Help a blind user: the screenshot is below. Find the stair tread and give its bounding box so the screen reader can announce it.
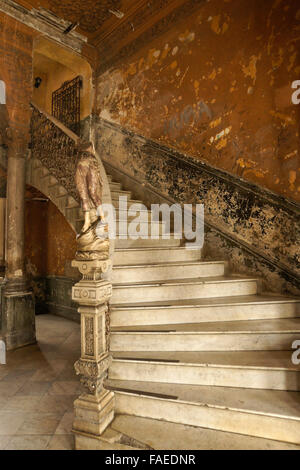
[113,260,224,269]
[113,275,258,288]
[110,414,300,450]
[105,379,300,420]
[111,294,300,310]
[111,350,300,370]
[114,246,199,252]
[111,318,300,333]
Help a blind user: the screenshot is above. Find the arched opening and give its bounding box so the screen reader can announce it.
[25,185,78,320]
[33,37,93,135]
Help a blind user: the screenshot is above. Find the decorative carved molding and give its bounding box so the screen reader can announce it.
[75,355,112,379]
[44,0,122,34]
[96,0,204,74]
[72,280,112,306]
[0,0,87,52]
[84,316,94,356]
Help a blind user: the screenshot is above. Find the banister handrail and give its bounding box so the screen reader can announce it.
[30,101,80,144]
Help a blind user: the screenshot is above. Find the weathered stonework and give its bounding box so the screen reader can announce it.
[71,258,114,449]
[96,117,300,295]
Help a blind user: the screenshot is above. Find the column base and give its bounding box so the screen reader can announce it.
[73,429,129,450]
[73,390,115,443]
[3,291,36,350]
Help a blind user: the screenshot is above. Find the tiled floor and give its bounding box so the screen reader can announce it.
[0,314,81,450]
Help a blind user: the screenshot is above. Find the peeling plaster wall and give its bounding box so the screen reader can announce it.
[25,194,76,278]
[96,0,300,203]
[0,12,36,154]
[33,38,93,119]
[25,191,77,316]
[96,118,300,295]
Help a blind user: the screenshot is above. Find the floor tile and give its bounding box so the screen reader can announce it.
[47,434,74,450]
[2,396,43,412]
[0,314,79,449]
[55,411,74,435]
[36,395,76,414]
[16,413,63,435]
[0,435,11,450]
[15,381,52,396]
[48,381,81,396]
[5,435,51,450]
[0,381,23,398]
[0,412,27,435]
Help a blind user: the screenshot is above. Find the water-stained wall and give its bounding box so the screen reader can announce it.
[96,0,300,203]
[0,12,36,156]
[25,187,77,317]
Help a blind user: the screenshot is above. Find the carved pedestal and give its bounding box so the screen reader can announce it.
[71,259,114,449]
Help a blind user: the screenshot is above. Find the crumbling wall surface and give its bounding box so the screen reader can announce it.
[96,119,300,295]
[96,0,300,203]
[25,190,77,317]
[0,13,36,152]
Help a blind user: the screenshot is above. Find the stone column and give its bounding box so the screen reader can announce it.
[3,126,35,350]
[71,259,115,450]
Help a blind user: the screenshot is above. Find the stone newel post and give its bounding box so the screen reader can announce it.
[71,259,115,449]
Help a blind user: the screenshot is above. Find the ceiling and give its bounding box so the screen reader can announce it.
[13,0,200,72]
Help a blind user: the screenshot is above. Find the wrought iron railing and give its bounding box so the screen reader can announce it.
[52,76,82,136]
[30,103,79,201]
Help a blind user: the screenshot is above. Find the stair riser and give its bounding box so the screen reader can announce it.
[115,238,181,249]
[110,332,298,351]
[111,280,258,304]
[112,263,225,284]
[112,200,143,210]
[111,191,132,199]
[112,248,201,266]
[111,302,300,327]
[50,186,67,198]
[109,183,122,191]
[116,211,155,223]
[114,393,300,445]
[110,361,300,391]
[113,222,167,237]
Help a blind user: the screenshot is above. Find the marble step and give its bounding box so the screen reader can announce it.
[112,246,201,266]
[56,195,78,213]
[114,220,167,237]
[112,198,144,210]
[48,184,67,198]
[110,295,300,327]
[115,237,182,249]
[109,350,300,391]
[74,219,168,237]
[110,318,300,351]
[109,182,122,191]
[105,379,300,444]
[111,414,300,450]
[77,209,152,226]
[112,261,226,284]
[111,276,259,305]
[111,189,132,200]
[115,210,156,222]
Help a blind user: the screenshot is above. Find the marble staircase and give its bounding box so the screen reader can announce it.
[27,156,300,448]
